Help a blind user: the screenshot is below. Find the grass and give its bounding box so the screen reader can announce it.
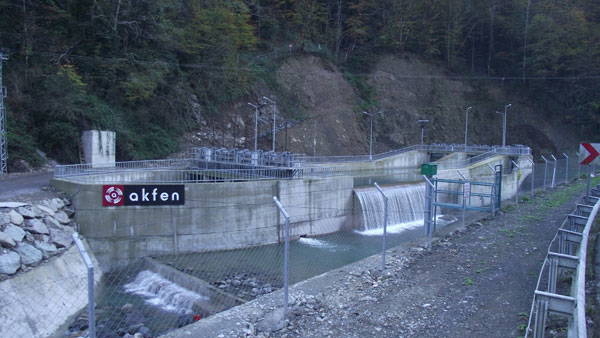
[463,277,474,286]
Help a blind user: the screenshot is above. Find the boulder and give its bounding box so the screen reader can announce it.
[34,241,58,258]
[24,219,50,235]
[4,224,26,242]
[0,213,10,226]
[43,216,63,230]
[54,211,70,225]
[50,227,74,248]
[30,206,44,218]
[8,210,23,225]
[0,251,20,274]
[42,199,58,213]
[16,207,36,219]
[35,204,55,216]
[0,202,28,208]
[15,243,43,265]
[52,198,66,210]
[63,207,75,218]
[0,232,16,248]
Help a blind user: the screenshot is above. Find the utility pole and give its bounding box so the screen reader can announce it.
[464,106,472,149]
[0,51,8,175]
[247,102,259,151]
[417,119,430,145]
[495,104,511,147]
[262,96,276,152]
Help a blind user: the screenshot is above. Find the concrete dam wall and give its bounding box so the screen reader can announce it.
[52,150,530,271]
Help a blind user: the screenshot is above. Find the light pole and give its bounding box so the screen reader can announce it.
[495,104,511,147]
[464,106,472,149]
[417,120,429,145]
[262,96,276,152]
[362,111,376,160]
[247,103,259,151]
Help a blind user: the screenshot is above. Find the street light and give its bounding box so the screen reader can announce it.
[464,106,472,149]
[262,96,277,152]
[495,103,511,147]
[362,111,377,160]
[417,120,429,145]
[247,103,259,151]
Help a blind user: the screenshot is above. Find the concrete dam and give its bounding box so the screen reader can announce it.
[52,144,532,270]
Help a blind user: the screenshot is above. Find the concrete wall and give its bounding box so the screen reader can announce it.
[82,130,116,167]
[53,176,354,270]
[52,152,530,271]
[0,242,102,338]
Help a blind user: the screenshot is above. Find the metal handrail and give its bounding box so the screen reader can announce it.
[525,188,600,337]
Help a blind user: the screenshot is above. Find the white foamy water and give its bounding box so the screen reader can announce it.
[298,237,346,251]
[355,183,427,231]
[124,270,207,314]
[355,215,455,236]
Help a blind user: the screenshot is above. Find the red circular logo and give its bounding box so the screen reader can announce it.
[103,185,124,206]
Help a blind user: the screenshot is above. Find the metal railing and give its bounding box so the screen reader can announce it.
[525,185,600,337]
[297,144,531,164]
[54,158,193,177]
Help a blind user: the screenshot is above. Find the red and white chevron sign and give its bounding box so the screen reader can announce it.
[579,143,600,165]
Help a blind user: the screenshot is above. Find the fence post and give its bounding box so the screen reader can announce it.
[423,176,435,240]
[527,159,535,198]
[511,160,520,205]
[541,156,548,190]
[563,153,569,183]
[494,165,503,211]
[374,183,388,270]
[551,154,557,188]
[72,233,96,338]
[273,197,290,321]
[586,166,592,198]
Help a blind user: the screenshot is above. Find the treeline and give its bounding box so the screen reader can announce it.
[0,0,598,166]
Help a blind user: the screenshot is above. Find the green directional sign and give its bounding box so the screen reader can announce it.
[421,163,438,176]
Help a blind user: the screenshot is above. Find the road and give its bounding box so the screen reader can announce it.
[0,172,54,202]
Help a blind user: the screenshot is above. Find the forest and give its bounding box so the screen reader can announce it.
[0,0,598,167]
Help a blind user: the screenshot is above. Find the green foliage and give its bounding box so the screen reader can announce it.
[0,0,599,166]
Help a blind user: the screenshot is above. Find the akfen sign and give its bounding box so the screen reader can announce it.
[102,185,185,207]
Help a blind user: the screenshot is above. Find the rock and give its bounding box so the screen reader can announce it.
[54,211,70,225]
[359,296,377,302]
[15,243,43,265]
[121,303,134,313]
[133,333,144,338]
[0,202,28,208]
[256,308,286,332]
[34,241,58,258]
[52,198,66,209]
[24,219,50,235]
[50,227,74,248]
[0,213,10,226]
[63,207,75,217]
[42,200,58,213]
[30,206,44,218]
[35,204,55,216]
[4,224,26,242]
[137,326,151,337]
[17,207,36,219]
[43,216,63,230]
[0,251,20,274]
[8,210,23,225]
[0,232,16,248]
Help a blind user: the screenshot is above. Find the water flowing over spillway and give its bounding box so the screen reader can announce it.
[124,270,207,314]
[355,183,426,234]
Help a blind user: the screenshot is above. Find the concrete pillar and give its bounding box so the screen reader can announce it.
[81,130,116,167]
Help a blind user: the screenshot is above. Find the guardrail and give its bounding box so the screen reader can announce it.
[525,185,600,337]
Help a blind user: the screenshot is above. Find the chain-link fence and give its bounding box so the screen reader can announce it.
[18,155,594,338]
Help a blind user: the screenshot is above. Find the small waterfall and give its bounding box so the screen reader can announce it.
[355,183,426,232]
[124,270,208,314]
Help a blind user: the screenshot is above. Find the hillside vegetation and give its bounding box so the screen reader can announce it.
[0,0,599,168]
